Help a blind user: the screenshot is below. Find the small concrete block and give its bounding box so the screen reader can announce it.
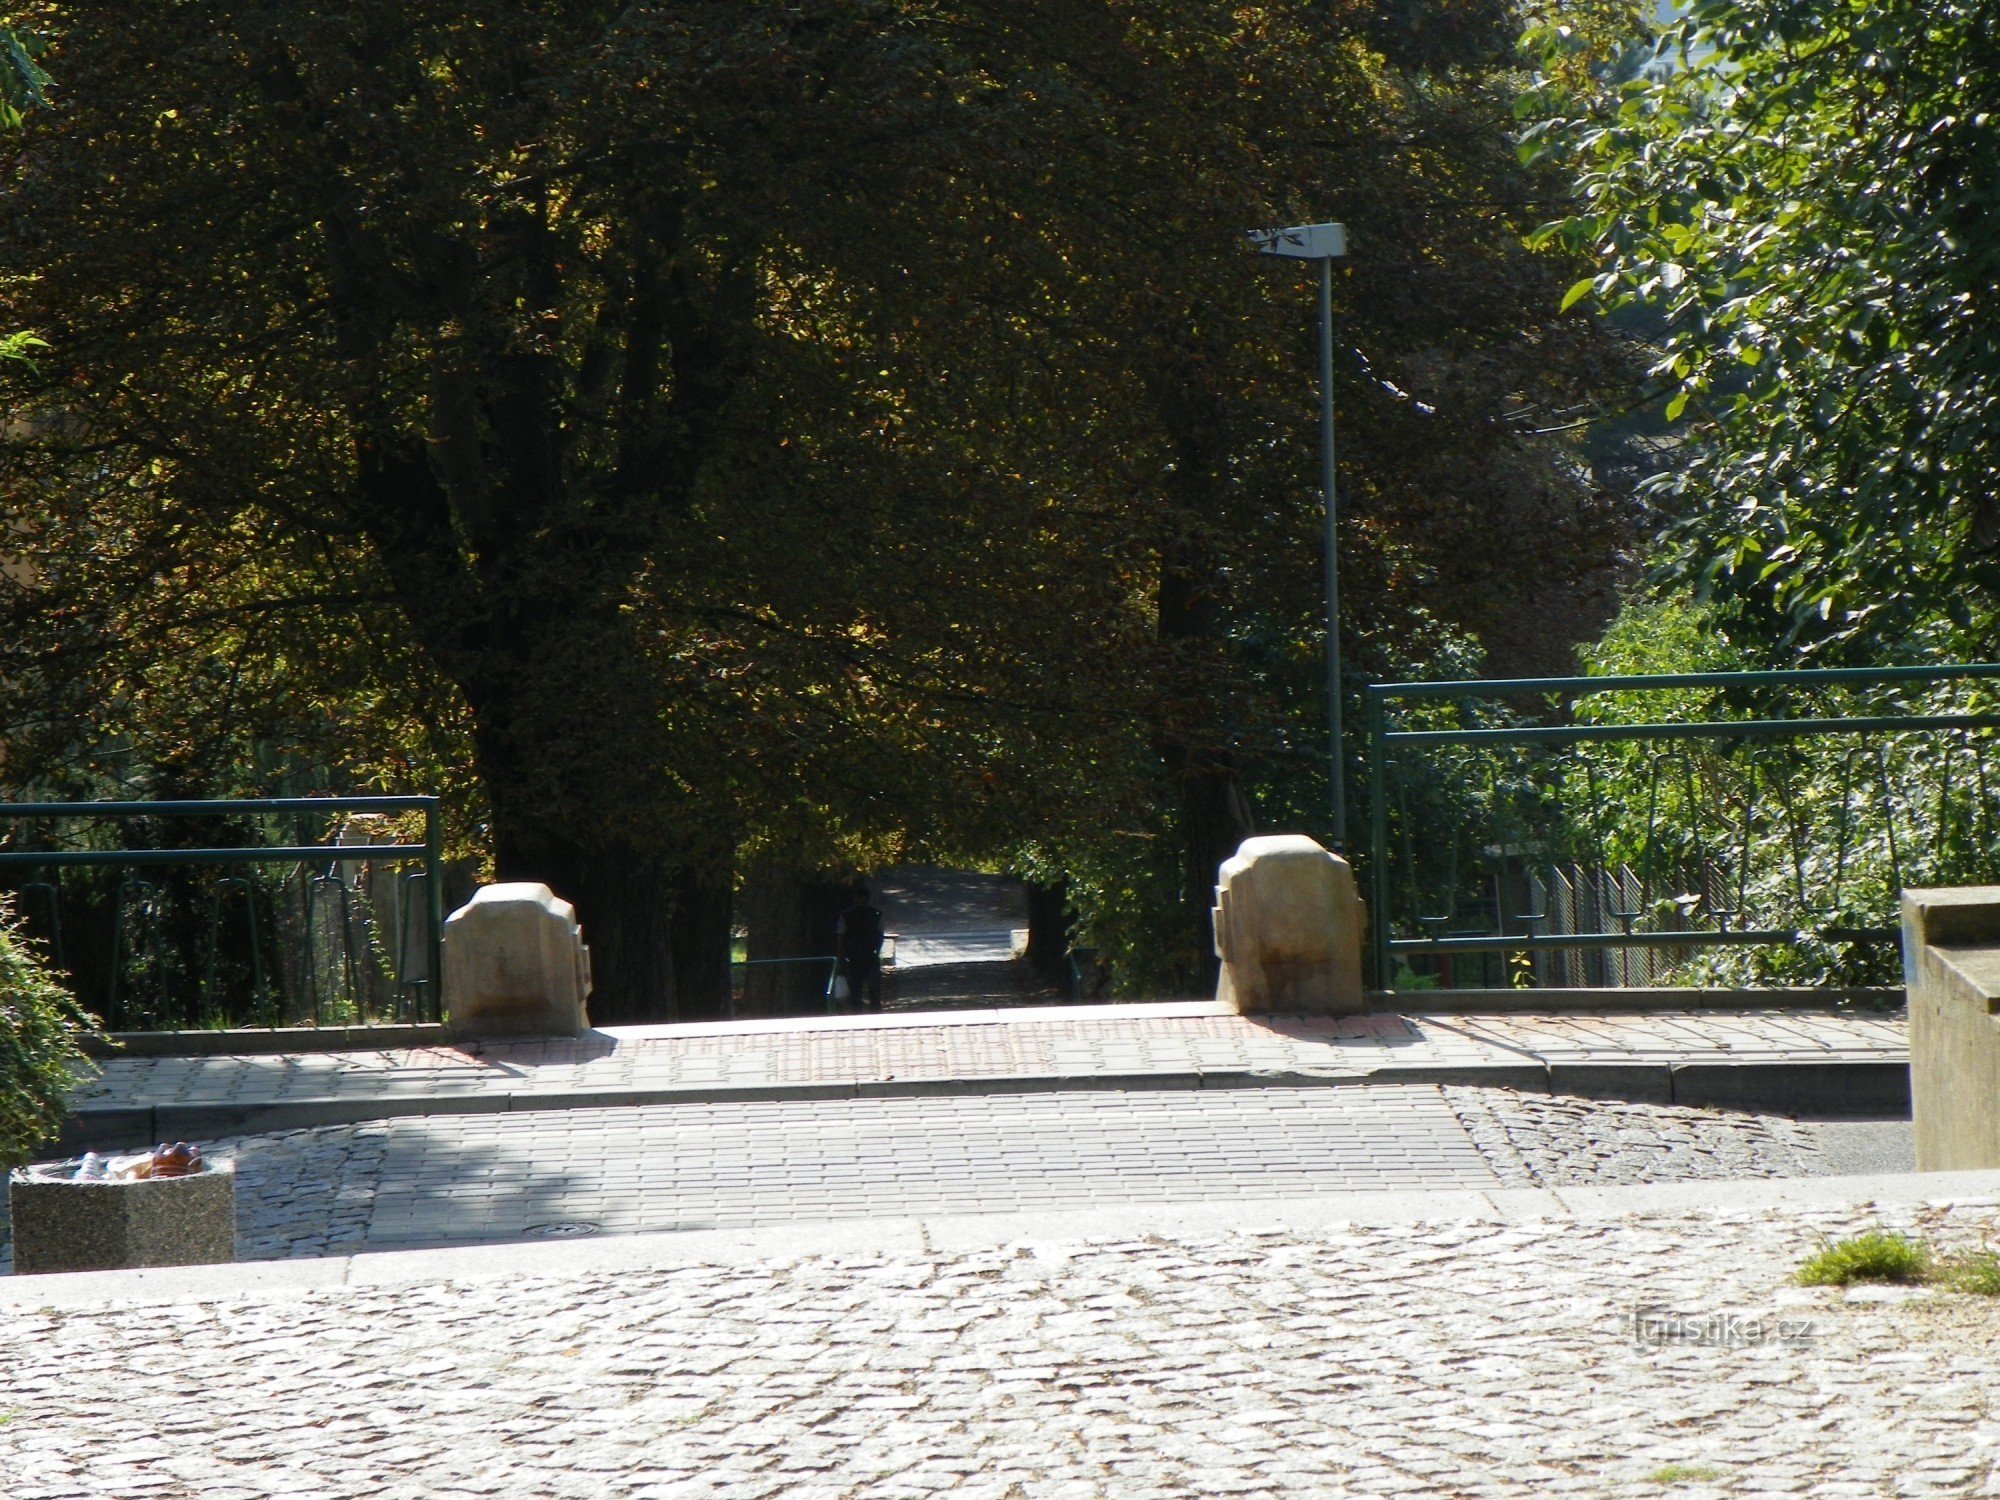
[9,1162,236,1276]
[1212,834,1365,1016]
[442,882,593,1040]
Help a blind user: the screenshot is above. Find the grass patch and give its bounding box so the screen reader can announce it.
[1796,1231,1929,1286]
[1935,1249,2000,1297]
[1647,1463,1726,1485]
[1796,1231,2000,1294]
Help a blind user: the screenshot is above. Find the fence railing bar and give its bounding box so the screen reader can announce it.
[1385,713,2000,750]
[0,844,425,868]
[1387,926,1896,955]
[0,796,438,817]
[1369,664,2000,701]
[0,795,445,1027]
[1367,670,1987,989]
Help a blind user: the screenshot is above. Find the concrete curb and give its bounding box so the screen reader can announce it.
[78,991,1909,1058]
[6,1166,1995,1310]
[1388,987,1903,1014]
[58,1058,1912,1149]
[86,1024,451,1059]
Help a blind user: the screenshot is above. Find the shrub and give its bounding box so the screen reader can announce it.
[0,895,101,1169]
[1936,1250,2000,1297]
[1796,1231,1929,1287]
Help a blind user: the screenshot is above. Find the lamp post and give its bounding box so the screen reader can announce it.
[1247,220,1349,850]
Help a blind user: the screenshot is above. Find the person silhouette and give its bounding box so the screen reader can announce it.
[835,884,886,1010]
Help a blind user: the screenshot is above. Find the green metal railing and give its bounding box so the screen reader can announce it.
[1364,665,2000,991]
[729,955,842,1017]
[0,796,444,1028]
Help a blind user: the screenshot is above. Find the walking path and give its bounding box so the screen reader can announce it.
[891,929,1019,967]
[6,1170,1998,1498]
[66,1002,1911,1145]
[39,1084,1901,1267]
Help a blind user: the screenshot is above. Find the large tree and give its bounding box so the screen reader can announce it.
[2,2,1149,1017]
[0,23,44,364]
[1526,0,2000,661]
[3,0,1627,1011]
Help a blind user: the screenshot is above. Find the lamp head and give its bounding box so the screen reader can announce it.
[1246,221,1349,259]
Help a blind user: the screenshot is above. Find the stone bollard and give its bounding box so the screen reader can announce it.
[1213,834,1365,1015]
[442,883,593,1040]
[1902,887,2000,1171]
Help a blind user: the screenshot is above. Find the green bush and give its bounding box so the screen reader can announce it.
[1796,1231,1929,1287]
[1935,1250,2000,1298]
[1796,1232,2000,1295]
[0,896,101,1169]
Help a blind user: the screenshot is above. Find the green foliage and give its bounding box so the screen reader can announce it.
[1523,0,2000,661]
[1796,1231,1929,1287]
[0,27,47,366]
[1583,594,1755,681]
[1,0,1629,1010]
[1796,1231,2000,1294]
[1547,596,2000,986]
[0,25,47,130]
[1016,810,1202,1001]
[1936,1250,2000,1297]
[0,896,100,1170]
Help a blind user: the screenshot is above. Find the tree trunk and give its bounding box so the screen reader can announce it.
[1147,336,1258,995]
[1022,878,1073,982]
[1155,550,1256,995]
[669,859,736,1022]
[1168,755,1254,992]
[490,819,676,1027]
[740,864,847,1017]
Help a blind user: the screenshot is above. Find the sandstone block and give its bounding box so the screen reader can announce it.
[1213,834,1365,1015]
[1903,886,2000,1171]
[442,883,592,1040]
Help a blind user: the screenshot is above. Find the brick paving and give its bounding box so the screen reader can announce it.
[2,1085,1908,1271]
[359,1088,1498,1251]
[68,1003,1909,1114]
[4,1190,1998,1498]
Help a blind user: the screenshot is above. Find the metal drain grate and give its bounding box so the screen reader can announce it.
[521,1221,604,1238]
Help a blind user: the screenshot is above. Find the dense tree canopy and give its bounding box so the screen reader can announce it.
[1526,0,2000,662]
[2,0,1627,1013]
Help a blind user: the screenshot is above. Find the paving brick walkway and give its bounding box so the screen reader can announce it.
[350,1086,1504,1252]
[5,1085,1906,1271]
[70,1003,1908,1124]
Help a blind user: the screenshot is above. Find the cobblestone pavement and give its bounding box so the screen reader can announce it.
[3,1086,1911,1272]
[5,1193,1999,1498]
[1444,1088,1822,1187]
[71,1004,1908,1112]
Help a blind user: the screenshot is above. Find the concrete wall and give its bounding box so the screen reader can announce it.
[1903,887,2000,1172]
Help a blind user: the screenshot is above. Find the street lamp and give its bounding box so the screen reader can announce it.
[1247,220,1350,850]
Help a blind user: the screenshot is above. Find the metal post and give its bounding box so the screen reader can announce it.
[1319,254,1345,851]
[1245,221,1350,849]
[1366,686,1390,992]
[424,797,445,1025]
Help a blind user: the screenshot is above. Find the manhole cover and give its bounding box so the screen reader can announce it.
[522,1221,604,1238]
